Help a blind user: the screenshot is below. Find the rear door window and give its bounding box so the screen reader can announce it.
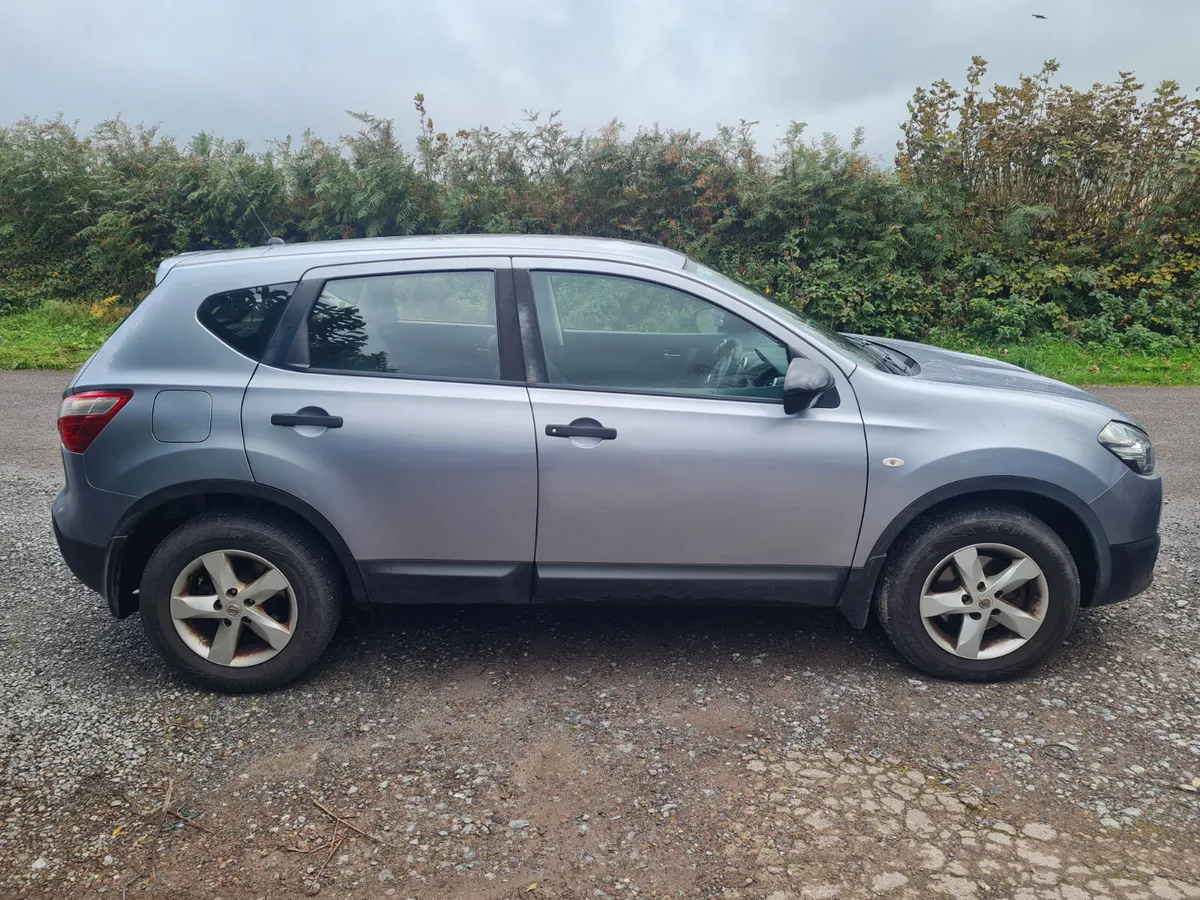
[306,271,499,380]
[197,283,296,360]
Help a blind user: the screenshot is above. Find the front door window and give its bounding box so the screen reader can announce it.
[530,271,789,400]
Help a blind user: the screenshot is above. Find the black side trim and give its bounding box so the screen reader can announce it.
[261,278,323,368]
[518,379,791,406]
[109,480,369,614]
[103,535,129,617]
[494,267,527,382]
[534,564,847,605]
[512,268,549,383]
[834,475,1111,625]
[52,518,106,596]
[270,367,526,387]
[838,557,886,630]
[360,561,533,604]
[1098,534,1158,606]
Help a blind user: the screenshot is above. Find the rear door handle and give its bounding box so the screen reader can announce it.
[271,411,343,428]
[546,423,617,440]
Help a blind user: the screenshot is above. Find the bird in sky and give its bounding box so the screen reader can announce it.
[1032,13,1047,18]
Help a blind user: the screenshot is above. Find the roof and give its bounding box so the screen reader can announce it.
[157,235,688,282]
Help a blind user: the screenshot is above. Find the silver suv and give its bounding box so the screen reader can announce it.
[52,236,1161,691]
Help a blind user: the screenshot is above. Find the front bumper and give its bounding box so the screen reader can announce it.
[1087,466,1162,606]
[1095,533,1160,607]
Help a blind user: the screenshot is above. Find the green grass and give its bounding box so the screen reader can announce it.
[0,301,124,370]
[931,335,1200,386]
[1,300,1198,386]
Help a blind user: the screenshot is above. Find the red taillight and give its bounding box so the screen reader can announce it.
[58,390,133,453]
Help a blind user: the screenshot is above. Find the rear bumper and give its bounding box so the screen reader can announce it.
[53,450,140,617]
[52,517,106,597]
[1094,534,1159,607]
[53,513,133,617]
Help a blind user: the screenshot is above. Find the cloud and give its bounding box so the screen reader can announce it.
[3,0,1198,163]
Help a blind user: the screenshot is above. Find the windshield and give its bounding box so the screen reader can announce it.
[683,261,888,371]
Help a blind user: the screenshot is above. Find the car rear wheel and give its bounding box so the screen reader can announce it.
[876,505,1080,681]
[139,513,342,692]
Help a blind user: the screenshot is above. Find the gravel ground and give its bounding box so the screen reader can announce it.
[1,371,1197,899]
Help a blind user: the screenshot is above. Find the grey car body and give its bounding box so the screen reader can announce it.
[52,235,1161,686]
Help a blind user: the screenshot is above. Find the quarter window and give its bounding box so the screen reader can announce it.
[531,272,789,399]
[307,271,499,380]
[197,282,295,360]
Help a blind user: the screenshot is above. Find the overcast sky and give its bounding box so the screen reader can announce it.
[3,0,1198,164]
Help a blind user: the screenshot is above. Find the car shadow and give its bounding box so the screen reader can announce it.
[319,601,898,684]
[310,596,1131,694]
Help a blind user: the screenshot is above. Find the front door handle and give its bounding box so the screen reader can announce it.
[271,410,343,428]
[546,422,617,440]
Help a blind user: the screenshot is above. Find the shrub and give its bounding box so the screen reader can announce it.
[2,67,1199,351]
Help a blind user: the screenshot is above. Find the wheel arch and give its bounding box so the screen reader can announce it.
[106,480,368,618]
[838,476,1109,629]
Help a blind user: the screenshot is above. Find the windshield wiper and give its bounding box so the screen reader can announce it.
[844,335,908,374]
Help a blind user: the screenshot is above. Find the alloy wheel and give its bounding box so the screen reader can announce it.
[169,550,297,667]
[918,543,1048,660]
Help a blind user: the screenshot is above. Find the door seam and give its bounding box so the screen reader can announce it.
[239,361,260,483]
[526,385,540,603]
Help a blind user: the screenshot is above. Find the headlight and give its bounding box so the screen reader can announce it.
[1098,421,1155,475]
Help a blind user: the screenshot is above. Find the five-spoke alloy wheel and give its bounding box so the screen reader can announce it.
[877,505,1080,681]
[918,543,1048,661]
[169,550,298,667]
[140,513,342,692]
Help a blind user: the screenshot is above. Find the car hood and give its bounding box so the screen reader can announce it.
[862,336,1107,405]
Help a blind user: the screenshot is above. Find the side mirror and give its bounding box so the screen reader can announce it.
[783,357,835,414]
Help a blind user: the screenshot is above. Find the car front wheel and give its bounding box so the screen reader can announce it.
[876,505,1080,681]
[139,513,342,692]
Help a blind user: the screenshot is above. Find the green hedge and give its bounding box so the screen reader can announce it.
[2,61,1198,352]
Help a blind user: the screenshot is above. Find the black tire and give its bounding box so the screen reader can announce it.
[139,513,342,692]
[875,505,1080,681]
